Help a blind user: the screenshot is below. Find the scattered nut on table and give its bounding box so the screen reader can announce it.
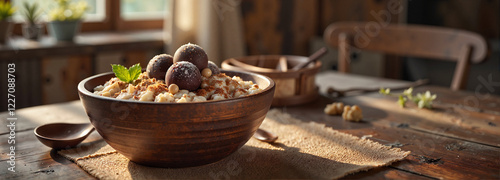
[324,102,344,115]
[342,105,363,122]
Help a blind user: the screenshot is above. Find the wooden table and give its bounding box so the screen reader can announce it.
[1,71,499,179]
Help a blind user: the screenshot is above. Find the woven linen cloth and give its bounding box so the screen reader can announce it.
[59,109,410,179]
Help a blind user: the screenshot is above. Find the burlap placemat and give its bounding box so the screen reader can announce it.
[59,109,410,179]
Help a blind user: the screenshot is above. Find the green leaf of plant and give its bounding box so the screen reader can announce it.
[128,63,142,82]
[379,87,390,95]
[398,95,407,108]
[112,64,130,83]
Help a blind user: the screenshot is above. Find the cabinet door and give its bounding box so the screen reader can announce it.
[41,56,92,104]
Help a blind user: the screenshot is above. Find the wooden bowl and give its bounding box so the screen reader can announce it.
[222,55,321,106]
[77,70,275,168]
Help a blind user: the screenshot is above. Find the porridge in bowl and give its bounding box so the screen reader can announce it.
[93,43,262,103]
[93,72,262,103]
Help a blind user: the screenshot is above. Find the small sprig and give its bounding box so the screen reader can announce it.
[379,88,390,95]
[379,87,437,109]
[111,64,142,83]
[398,95,407,108]
[414,91,437,109]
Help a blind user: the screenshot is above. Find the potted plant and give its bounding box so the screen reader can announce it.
[47,0,88,42]
[22,2,43,40]
[0,0,15,44]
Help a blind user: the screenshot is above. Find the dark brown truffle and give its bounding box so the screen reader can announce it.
[207,61,220,75]
[146,54,173,80]
[165,62,201,91]
[173,43,208,71]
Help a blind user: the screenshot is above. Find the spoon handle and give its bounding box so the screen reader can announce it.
[292,47,328,71]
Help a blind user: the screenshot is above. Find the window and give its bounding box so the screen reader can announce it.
[85,0,106,22]
[114,0,169,31]
[10,0,169,33]
[120,0,167,21]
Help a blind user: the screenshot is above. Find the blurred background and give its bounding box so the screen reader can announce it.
[0,0,499,111]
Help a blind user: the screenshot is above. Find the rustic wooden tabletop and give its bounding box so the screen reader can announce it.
[1,71,499,179]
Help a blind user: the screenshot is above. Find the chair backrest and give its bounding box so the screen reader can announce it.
[323,22,488,90]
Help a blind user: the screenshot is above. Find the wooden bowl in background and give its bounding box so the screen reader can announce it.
[222,55,321,106]
[77,70,275,168]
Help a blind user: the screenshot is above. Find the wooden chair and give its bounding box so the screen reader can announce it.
[323,22,488,91]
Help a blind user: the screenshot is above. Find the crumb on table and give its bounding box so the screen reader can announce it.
[324,102,344,115]
[342,105,363,122]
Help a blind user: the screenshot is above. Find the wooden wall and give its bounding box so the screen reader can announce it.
[435,0,499,39]
[241,0,319,56]
[241,0,405,56]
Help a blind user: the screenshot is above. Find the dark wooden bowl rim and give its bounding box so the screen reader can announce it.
[78,70,275,105]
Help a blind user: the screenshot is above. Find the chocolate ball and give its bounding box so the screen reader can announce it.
[146,54,173,80]
[207,61,220,75]
[165,62,201,91]
[173,43,208,71]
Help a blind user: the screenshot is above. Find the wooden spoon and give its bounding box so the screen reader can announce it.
[291,47,328,71]
[253,128,278,143]
[34,123,95,149]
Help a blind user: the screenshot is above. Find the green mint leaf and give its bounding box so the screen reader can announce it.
[128,63,142,82]
[112,64,130,83]
[111,64,142,83]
